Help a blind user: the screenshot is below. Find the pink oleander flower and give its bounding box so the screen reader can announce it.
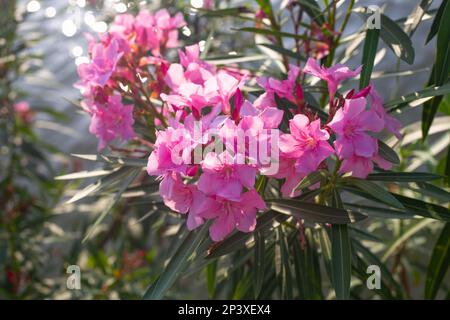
[240,100,283,129]
[159,173,215,230]
[339,153,393,178]
[279,114,334,174]
[88,94,135,150]
[303,58,361,101]
[198,152,258,201]
[14,101,34,124]
[161,45,242,115]
[257,64,300,103]
[200,190,266,241]
[135,9,185,56]
[328,97,383,159]
[368,85,402,139]
[262,157,305,198]
[77,38,123,87]
[146,125,194,176]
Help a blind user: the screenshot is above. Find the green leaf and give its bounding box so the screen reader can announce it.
[297,0,325,25]
[404,0,433,37]
[344,203,416,219]
[277,227,294,299]
[382,219,435,262]
[206,191,320,259]
[427,98,448,136]
[422,1,450,138]
[434,0,450,85]
[378,141,400,164]
[268,199,366,224]
[425,0,446,44]
[71,153,148,167]
[295,169,328,191]
[236,27,319,41]
[360,28,380,89]
[143,223,210,300]
[446,146,450,185]
[392,193,450,221]
[379,13,415,64]
[253,230,265,298]
[342,186,450,221]
[425,223,450,299]
[292,229,323,299]
[206,211,284,259]
[352,240,403,299]
[206,261,217,298]
[411,182,450,203]
[200,7,250,19]
[318,227,333,282]
[65,166,136,204]
[345,178,405,209]
[82,168,140,242]
[386,82,450,111]
[257,43,306,61]
[331,224,351,300]
[55,169,116,180]
[367,172,443,182]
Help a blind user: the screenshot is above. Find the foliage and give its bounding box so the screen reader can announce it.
[1,0,449,300]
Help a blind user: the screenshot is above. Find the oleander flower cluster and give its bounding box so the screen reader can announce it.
[75,9,402,242]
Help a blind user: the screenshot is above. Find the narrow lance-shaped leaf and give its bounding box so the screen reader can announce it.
[404,0,433,37]
[379,13,415,64]
[253,230,265,298]
[434,0,450,86]
[330,190,352,300]
[297,0,325,25]
[257,43,305,61]
[206,261,217,298]
[295,169,328,191]
[345,178,405,209]
[367,171,443,182]
[425,223,450,299]
[422,1,450,139]
[425,0,446,44]
[382,219,435,262]
[236,27,321,41]
[378,140,400,164]
[143,222,210,300]
[268,199,366,224]
[360,28,380,89]
[83,168,140,242]
[386,82,450,112]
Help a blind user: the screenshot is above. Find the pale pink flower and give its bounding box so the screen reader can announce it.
[146,126,193,176]
[88,95,134,150]
[14,101,33,123]
[328,97,383,159]
[303,58,361,100]
[200,190,266,241]
[339,153,392,178]
[279,114,334,174]
[240,100,283,129]
[135,9,185,56]
[262,157,305,198]
[257,64,300,102]
[198,152,258,201]
[77,38,123,87]
[159,173,215,230]
[368,85,402,139]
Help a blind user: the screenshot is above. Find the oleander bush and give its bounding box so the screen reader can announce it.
[1,0,449,300]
